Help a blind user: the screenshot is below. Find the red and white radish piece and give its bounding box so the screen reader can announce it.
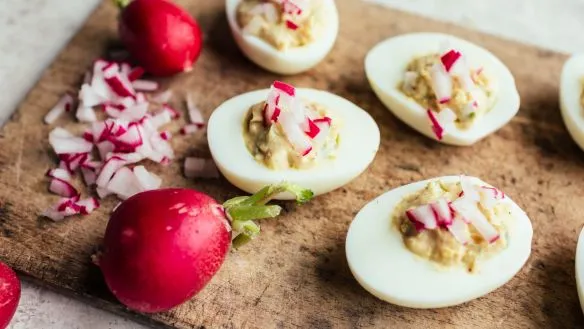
[450,198,500,243]
[430,63,452,104]
[44,94,73,124]
[431,198,453,226]
[446,217,470,245]
[186,96,205,127]
[0,261,20,329]
[97,182,313,313]
[132,79,158,91]
[406,204,438,230]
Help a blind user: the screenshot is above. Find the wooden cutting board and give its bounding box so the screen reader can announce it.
[1,0,583,328]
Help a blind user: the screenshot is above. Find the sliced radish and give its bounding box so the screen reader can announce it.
[430,63,452,104]
[132,79,158,91]
[440,49,462,72]
[81,167,97,186]
[286,20,299,30]
[76,105,97,123]
[77,197,100,215]
[49,178,78,198]
[272,81,295,97]
[405,204,438,230]
[103,70,135,98]
[186,96,205,127]
[180,124,201,135]
[431,198,453,226]
[106,167,144,200]
[303,118,321,139]
[44,94,73,124]
[46,168,72,182]
[49,129,93,154]
[460,175,481,201]
[446,217,470,245]
[150,111,172,128]
[79,84,104,108]
[162,104,181,119]
[133,165,162,190]
[279,111,312,156]
[450,198,499,243]
[184,157,220,179]
[159,131,172,140]
[97,141,115,160]
[427,109,444,140]
[96,156,126,188]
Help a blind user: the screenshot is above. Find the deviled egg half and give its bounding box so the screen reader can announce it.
[207,81,380,199]
[365,33,520,146]
[576,227,584,314]
[346,175,533,308]
[560,54,584,151]
[226,0,339,75]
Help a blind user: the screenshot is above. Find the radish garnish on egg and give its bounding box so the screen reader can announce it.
[346,175,533,308]
[207,81,380,199]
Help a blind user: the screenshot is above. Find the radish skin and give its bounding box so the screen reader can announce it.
[0,261,20,329]
[98,183,313,313]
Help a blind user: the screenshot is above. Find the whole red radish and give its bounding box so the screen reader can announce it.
[115,0,203,76]
[0,261,20,329]
[97,183,312,313]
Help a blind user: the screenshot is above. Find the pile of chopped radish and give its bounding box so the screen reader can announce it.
[405,176,505,245]
[262,81,331,156]
[277,0,308,30]
[41,59,216,221]
[402,44,485,140]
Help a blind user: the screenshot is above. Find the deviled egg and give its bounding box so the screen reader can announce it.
[560,54,584,151]
[346,175,532,308]
[576,227,584,314]
[365,33,520,146]
[207,81,380,199]
[226,0,339,75]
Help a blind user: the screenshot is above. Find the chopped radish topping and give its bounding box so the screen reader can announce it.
[184,157,220,179]
[49,128,94,154]
[429,63,452,104]
[446,217,470,245]
[279,111,312,156]
[406,204,438,230]
[303,118,321,139]
[150,111,172,128]
[286,20,299,30]
[159,131,172,140]
[76,105,97,123]
[186,96,205,127]
[49,178,79,198]
[162,104,181,119]
[44,94,73,124]
[427,110,444,140]
[180,124,201,135]
[450,198,500,243]
[106,167,144,200]
[96,156,127,188]
[46,168,72,182]
[133,165,162,190]
[313,117,332,125]
[41,196,82,221]
[431,198,453,226]
[272,81,295,97]
[440,49,462,72]
[77,197,100,215]
[132,79,158,91]
[460,175,481,201]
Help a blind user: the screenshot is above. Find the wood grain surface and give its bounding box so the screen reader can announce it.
[0,0,583,328]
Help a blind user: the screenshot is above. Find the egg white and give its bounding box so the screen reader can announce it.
[225,0,339,75]
[560,54,584,151]
[207,88,380,199]
[365,32,520,146]
[345,175,533,308]
[575,226,584,314]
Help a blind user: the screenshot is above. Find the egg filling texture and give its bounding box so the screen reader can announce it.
[237,0,323,51]
[392,178,511,272]
[242,81,340,170]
